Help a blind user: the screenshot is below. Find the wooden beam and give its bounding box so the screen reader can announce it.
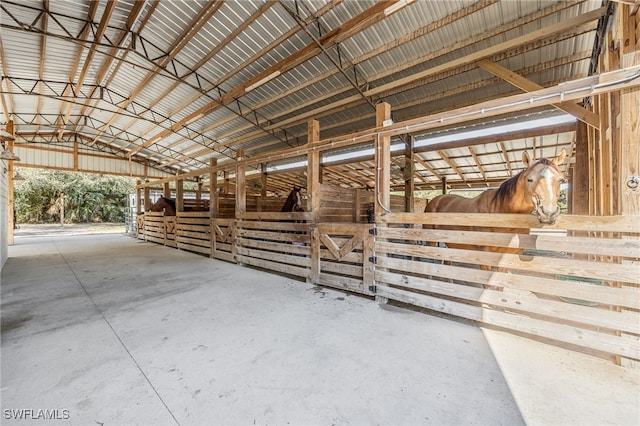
[375,102,392,217]
[404,136,415,212]
[476,59,600,128]
[307,119,321,221]
[235,149,246,214]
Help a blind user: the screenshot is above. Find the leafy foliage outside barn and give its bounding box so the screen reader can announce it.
[13,168,136,224]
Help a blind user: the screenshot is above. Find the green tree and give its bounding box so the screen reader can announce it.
[14,168,136,224]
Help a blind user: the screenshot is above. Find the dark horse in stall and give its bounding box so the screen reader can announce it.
[281,186,305,213]
[148,196,177,216]
[423,149,567,272]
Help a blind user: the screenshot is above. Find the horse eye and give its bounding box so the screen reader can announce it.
[527,178,534,183]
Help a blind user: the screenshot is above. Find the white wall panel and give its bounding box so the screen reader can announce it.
[14,145,174,179]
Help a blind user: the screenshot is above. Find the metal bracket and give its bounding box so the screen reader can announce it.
[369,227,377,235]
[626,176,640,189]
[368,285,377,293]
[368,256,377,264]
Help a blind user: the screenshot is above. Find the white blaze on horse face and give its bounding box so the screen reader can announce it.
[532,167,561,224]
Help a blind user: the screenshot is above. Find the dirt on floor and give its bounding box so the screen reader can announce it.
[13,223,126,238]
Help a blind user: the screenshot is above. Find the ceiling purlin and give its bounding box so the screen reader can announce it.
[3,76,237,162]
[278,0,376,111]
[127,0,404,158]
[120,3,318,158]
[0,37,14,122]
[232,14,601,153]
[35,0,48,133]
[97,1,223,151]
[71,0,148,141]
[158,0,573,152]
[57,0,116,139]
[130,1,276,147]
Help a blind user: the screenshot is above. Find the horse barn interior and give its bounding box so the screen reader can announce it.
[1,0,639,424]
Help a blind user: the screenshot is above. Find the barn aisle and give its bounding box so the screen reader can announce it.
[1,232,636,425]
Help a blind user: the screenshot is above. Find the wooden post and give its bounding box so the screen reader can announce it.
[307,119,321,284]
[261,163,268,198]
[374,102,391,220]
[6,120,14,245]
[163,182,171,198]
[236,149,246,214]
[209,158,218,258]
[223,171,230,194]
[572,122,589,215]
[404,135,415,212]
[441,176,448,194]
[144,185,151,212]
[136,180,142,214]
[616,5,639,369]
[374,102,391,304]
[209,158,218,218]
[307,119,321,221]
[196,177,202,209]
[176,179,184,213]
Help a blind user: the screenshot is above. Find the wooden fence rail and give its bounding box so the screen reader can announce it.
[135,211,639,362]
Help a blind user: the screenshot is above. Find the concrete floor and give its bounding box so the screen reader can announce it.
[1,227,638,425]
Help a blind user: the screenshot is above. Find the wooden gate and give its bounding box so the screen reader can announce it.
[374,212,639,361]
[312,223,375,295]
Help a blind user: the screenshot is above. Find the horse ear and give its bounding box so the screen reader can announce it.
[554,148,567,166]
[522,151,531,167]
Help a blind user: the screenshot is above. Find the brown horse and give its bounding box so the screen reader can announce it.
[426,149,567,223]
[148,196,176,216]
[281,186,305,213]
[424,149,567,272]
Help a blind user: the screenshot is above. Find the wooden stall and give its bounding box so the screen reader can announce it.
[134,6,639,364]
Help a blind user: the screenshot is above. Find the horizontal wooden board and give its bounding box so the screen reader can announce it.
[375,240,638,284]
[145,236,165,245]
[239,211,313,221]
[238,229,309,244]
[374,255,640,309]
[375,270,639,334]
[320,260,363,277]
[238,238,310,256]
[212,251,235,263]
[237,255,309,278]
[381,213,638,233]
[177,243,211,255]
[176,230,210,240]
[237,221,309,232]
[375,285,640,360]
[317,272,368,294]
[176,236,210,248]
[236,246,310,269]
[377,227,639,259]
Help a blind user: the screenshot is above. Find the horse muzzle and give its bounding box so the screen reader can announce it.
[535,207,559,225]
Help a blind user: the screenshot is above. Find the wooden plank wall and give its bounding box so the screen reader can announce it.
[176,212,212,256]
[143,212,166,245]
[235,211,313,279]
[374,212,639,362]
[135,195,639,363]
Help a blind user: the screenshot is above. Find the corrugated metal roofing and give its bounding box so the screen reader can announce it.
[1,0,607,189]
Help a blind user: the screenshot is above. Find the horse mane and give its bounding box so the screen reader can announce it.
[492,158,554,207]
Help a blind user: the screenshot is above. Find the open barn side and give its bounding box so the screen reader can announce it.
[135,200,639,363]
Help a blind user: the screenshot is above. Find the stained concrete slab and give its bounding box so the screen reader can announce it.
[1,229,638,425]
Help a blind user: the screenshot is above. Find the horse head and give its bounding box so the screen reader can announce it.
[521,149,567,224]
[281,186,305,212]
[148,196,176,216]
